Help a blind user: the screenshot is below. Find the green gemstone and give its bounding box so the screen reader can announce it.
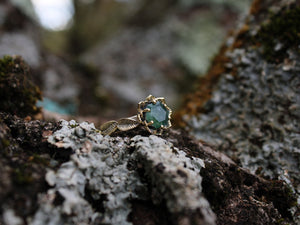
[145,101,169,129]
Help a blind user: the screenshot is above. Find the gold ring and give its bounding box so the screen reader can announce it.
[100,95,172,135]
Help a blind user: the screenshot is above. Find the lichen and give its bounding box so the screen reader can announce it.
[177,2,300,222]
[131,135,215,223]
[31,120,215,225]
[3,209,23,225]
[176,1,300,125]
[184,48,300,222]
[0,55,42,117]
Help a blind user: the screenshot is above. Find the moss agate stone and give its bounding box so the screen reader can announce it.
[145,101,169,129]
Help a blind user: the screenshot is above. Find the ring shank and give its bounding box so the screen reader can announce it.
[100,115,140,135]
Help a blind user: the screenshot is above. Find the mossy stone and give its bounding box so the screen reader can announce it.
[0,55,42,117]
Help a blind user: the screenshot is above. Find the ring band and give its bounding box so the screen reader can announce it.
[100,95,172,135]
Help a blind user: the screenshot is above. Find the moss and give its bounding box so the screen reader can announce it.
[29,154,50,166]
[0,55,42,117]
[0,56,15,76]
[256,7,300,62]
[13,167,33,185]
[276,218,285,224]
[1,139,10,148]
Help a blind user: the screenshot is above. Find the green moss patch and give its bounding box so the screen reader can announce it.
[0,56,42,117]
[256,7,300,62]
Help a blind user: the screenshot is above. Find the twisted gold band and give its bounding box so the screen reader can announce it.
[100,115,140,136]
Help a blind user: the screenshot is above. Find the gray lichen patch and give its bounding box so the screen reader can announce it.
[30,120,214,225]
[132,135,215,224]
[3,209,23,225]
[185,48,300,217]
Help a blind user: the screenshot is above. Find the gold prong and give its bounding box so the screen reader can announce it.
[146,121,154,126]
[137,114,142,121]
[144,126,152,134]
[156,97,165,104]
[146,95,155,102]
[137,108,143,114]
[143,108,150,112]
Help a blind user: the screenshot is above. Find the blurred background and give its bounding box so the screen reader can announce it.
[0,0,252,124]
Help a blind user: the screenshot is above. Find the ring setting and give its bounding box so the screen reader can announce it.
[100,95,172,135]
[137,95,172,135]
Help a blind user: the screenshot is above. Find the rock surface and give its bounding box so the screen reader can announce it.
[0,0,299,224]
[1,115,297,224]
[178,1,300,220]
[34,120,214,225]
